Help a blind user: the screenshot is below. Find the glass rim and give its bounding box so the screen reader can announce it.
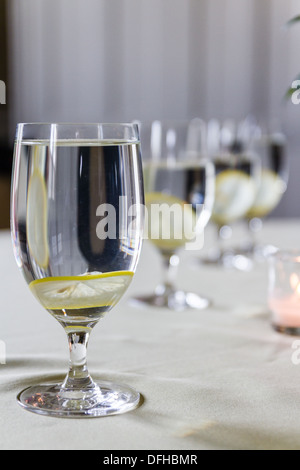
[15,122,140,142]
[16,122,139,127]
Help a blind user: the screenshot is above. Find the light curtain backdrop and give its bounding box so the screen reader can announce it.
[6,0,300,216]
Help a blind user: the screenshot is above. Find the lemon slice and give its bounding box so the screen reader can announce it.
[145,192,197,251]
[247,169,285,218]
[29,271,134,310]
[212,169,255,225]
[26,151,49,268]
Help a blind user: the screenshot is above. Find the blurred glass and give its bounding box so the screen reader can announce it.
[202,117,261,270]
[133,119,215,311]
[244,127,288,259]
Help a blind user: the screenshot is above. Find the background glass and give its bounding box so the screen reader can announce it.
[133,119,215,311]
[11,123,145,417]
[244,127,289,259]
[202,118,261,269]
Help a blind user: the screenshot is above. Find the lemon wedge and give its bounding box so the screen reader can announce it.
[145,192,197,251]
[29,271,134,310]
[247,169,285,218]
[26,150,49,268]
[212,169,256,225]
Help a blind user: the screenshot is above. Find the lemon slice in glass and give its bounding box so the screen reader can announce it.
[212,169,255,225]
[247,169,285,218]
[29,271,134,310]
[145,192,197,251]
[26,166,49,269]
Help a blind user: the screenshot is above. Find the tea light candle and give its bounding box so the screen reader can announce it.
[268,252,300,334]
[269,295,300,328]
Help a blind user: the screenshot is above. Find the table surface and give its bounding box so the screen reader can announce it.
[1,219,300,450]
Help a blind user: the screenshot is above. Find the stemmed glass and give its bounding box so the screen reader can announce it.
[11,123,144,417]
[133,119,215,311]
[244,128,288,257]
[202,118,260,269]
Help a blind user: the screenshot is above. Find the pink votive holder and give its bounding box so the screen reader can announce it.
[268,250,300,335]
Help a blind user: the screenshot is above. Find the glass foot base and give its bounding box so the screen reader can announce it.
[233,243,278,261]
[132,285,211,311]
[17,380,140,418]
[273,324,300,336]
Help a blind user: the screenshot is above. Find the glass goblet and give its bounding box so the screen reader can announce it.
[134,119,215,311]
[11,123,144,417]
[244,130,288,258]
[202,118,260,270]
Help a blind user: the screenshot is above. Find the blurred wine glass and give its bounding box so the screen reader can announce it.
[242,126,288,258]
[202,118,261,269]
[133,119,215,311]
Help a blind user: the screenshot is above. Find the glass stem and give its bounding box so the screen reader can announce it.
[159,251,180,293]
[61,330,96,392]
[216,225,223,257]
[217,224,233,257]
[248,217,263,251]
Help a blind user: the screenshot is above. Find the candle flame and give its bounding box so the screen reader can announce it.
[290,273,299,290]
[290,273,300,295]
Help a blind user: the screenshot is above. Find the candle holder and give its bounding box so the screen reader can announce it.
[268,250,300,335]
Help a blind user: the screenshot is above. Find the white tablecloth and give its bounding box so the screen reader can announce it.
[1,219,300,450]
